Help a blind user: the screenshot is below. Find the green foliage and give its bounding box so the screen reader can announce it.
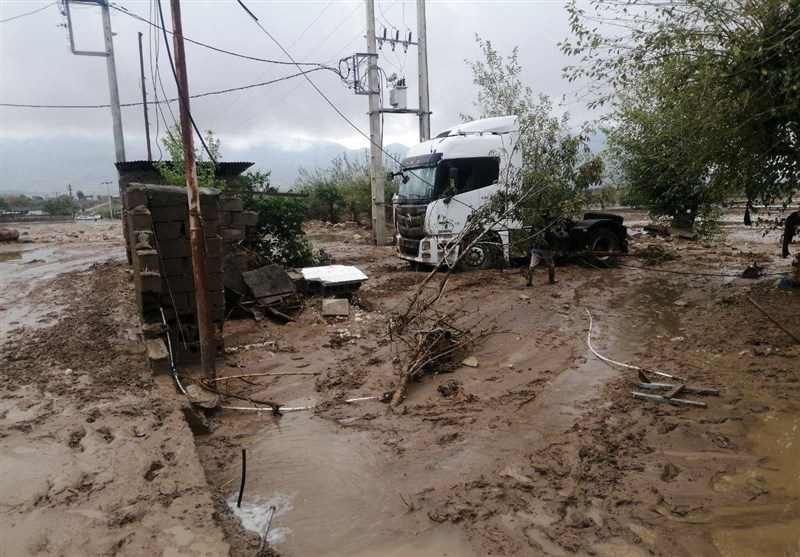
[237,171,328,268]
[0,197,8,211]
[155,126,225,190]
[463,36,598,227]
[42,196,71,216]
[76,190,86,200]
[587,186,617,210]
[296,152,374,224]
[562,0,799,211]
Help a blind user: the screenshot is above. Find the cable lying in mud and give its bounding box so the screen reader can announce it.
[585,309,681,380]
[220,396,380,413]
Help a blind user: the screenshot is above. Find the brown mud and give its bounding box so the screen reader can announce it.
[2,214,798,556]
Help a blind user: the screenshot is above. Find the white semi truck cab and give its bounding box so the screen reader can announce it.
[390,115,627,269]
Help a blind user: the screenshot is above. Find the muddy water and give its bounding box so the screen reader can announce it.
[708,412,800,556]
[220,410,477,556]
[0,243,124,340]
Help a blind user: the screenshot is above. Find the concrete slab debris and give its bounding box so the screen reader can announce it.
[300,265,368,294]
[322,298,350,317]
[462,356,479,368]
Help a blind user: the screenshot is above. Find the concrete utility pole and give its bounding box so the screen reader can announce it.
[64,0,126,163]
[100,1,125,163]
[67,184,75,219]
[102,181,114,218]
[366,0,386,246]
[137,32,153,161]
[169,0,216,379]
[416,0,431,142]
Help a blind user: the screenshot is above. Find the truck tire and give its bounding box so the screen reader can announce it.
[456,235,498,271]
[587,227,621,267]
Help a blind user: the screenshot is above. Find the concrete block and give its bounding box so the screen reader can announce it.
[201,203,220,220]
[124,189,148,209]
[219,226,246,242]
[158,239,191,259]
[162,274,195,294]
[128,211,153,233]
[206,236,223,256]
[161,257,190,277]
[218,197,244,212]
[135,248,159,272]
[207,256,222,274]
[322,298,349,317]
[138,271,162,293]
[155,221,184,241]
[208,272,224,292]
[145,337,171,375]
[150,204,188,223]
[233,211,258,227]
[218,212,233,226]
[202,220,219,238]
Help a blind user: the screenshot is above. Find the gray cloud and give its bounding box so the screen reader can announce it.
[1,0,602,191]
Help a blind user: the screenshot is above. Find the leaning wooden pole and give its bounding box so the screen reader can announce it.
[169,0,215,378]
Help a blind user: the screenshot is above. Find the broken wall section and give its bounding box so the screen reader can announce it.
[123,184,257,372]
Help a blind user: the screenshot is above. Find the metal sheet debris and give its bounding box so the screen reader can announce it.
[242,264,296,305]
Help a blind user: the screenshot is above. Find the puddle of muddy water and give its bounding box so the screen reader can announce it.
[0,244,124,340]
[220,410,477,557]
[707,412,800,557]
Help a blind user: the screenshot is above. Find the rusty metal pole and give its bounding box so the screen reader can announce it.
[169,0,216,379]
[137,32,153,161]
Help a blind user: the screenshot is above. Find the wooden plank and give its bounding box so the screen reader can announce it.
[632,392,707,408]
[664,383,686,399]
[637,383,719,396]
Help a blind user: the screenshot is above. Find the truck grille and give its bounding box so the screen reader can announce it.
[395,201,427,239]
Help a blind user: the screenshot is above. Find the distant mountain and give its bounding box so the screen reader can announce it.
[0,134,410,196]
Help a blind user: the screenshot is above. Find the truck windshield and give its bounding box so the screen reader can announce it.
[398,167,436,200]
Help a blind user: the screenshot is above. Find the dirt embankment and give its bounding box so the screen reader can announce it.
[0,252,247,555]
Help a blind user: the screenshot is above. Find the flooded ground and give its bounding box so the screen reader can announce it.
[193,211,798,556]
[1,212,798,556]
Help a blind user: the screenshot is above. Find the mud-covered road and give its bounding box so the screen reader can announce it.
[1,215,798,556]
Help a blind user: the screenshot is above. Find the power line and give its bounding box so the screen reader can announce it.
[223,1,363,129]
[109,3,332,70]
[234,0,414,176]
[1,66,334,110]
[1,1,56,23]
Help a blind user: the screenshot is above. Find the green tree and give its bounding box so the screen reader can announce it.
[562,0,799,210]
[463,36,599,229]
[76,190,86,200]
[236,170,328,267]
[155,126,225,190]
[43,196,70,216]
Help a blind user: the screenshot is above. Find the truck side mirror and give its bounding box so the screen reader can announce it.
[448,166,459,182]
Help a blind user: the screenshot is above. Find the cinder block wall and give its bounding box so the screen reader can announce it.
[123,183,257,370]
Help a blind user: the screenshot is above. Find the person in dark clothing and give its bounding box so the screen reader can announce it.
[782,211,799,258]
[526,229,558,286]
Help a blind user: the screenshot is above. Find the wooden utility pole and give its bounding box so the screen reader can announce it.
[169,0,216,379]
[137,32,153,161]
[366,0,386,246]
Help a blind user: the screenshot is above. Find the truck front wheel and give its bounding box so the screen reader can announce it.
[587,227,622,266]
[456,235,498,271]
[588,227,621,253]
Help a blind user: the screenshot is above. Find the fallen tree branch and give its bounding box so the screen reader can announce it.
[748,296,800,344]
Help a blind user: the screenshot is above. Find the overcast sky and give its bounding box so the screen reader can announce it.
[0,0,600,189]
